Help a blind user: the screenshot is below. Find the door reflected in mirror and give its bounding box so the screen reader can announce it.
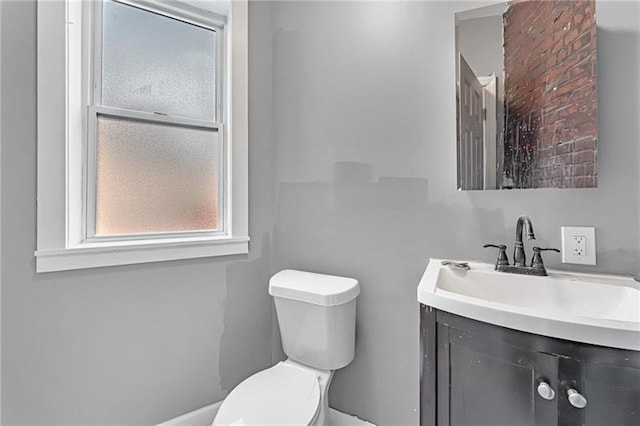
[455,0,597,190]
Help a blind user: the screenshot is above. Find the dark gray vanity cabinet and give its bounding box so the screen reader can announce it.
[436,324,557,426]
[581,357,640,425]
[420,305,640,426]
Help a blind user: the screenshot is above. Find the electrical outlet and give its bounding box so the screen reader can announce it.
[572,235,586,256]
[562,226,596,265]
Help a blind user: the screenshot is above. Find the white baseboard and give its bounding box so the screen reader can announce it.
[156,402,222,426]
[328,408,376,426]
[157,401,376,426]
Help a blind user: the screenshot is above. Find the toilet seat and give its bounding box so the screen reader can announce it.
[213,362,321,426]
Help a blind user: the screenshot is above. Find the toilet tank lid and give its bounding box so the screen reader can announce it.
[269,270,360,306]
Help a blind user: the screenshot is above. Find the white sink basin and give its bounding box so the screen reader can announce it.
[418,259,640,350]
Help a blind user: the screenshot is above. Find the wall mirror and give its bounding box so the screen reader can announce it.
[455,0,598,190]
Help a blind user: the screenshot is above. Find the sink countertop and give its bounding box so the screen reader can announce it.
[418,259,640,351]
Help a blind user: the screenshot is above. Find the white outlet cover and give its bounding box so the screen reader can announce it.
[561,226,596,265]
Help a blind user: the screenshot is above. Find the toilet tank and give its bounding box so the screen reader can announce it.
[269,270,360,370]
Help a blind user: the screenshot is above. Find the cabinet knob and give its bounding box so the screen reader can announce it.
[567,388,588,408]
[537,381,556,400]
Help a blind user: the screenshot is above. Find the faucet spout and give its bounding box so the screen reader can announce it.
[514,215,535,266]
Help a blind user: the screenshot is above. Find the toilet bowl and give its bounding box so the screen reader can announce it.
[213,359,333,426]
[212,270,359,426]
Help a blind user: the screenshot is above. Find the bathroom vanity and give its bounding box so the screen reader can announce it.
[418,260,640,426]
[420,307,640,426]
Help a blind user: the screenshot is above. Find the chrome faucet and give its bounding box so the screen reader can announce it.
[514,215,535,266]
[483,215,559,276]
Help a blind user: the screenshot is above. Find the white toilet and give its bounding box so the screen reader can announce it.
[213,269,360,426]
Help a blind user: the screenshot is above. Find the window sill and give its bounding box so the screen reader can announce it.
[35,236,250,273]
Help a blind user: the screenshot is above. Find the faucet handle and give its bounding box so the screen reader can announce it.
[531,247,560,270]
[483,244,509,267]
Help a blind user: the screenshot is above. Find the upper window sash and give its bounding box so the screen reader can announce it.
[110,0,228,30]
[90,105,222,129]
[91,0,226,123]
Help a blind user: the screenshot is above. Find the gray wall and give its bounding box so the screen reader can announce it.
[457,15,504,79]
[1,1,275,424]
[269,1,639,425]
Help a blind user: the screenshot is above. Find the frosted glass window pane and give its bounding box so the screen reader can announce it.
[95,116,219,236]
[102,0,216,121]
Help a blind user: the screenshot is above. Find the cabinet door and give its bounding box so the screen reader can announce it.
[437,324,559,426]
[580,361,640,426]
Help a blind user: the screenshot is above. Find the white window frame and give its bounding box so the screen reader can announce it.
[36,0,249,273]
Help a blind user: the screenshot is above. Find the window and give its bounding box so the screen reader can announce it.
[36,0,249,272]
[92,0,223,238]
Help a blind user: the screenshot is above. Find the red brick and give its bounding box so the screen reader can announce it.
[574,176,597,188]
[503,0,596,189]
[576,122,597,139]
[556,142,574,155]
[574,137,596,152]
[574,162,596,177]
[574,150,595,165]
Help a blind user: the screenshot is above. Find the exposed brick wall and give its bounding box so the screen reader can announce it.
[503,0,597,188]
